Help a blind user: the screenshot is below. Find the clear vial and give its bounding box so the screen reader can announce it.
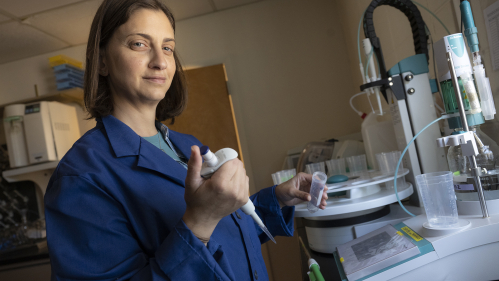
[307,172,327,213]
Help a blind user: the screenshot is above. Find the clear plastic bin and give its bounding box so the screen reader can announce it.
[375,151,402,175]
[346,155,368,177]
[305,162,325,174]
[325,158,346,177]
[416,171,459,228]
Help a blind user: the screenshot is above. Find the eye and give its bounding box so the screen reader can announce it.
[130,41,147,49]
[163,46,173,53]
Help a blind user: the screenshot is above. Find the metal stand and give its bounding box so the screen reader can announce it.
[446,51,489,218]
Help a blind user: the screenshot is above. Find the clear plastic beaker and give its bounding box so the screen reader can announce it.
[416,171,459,228]
[307,171,327,213]
[346,155,368,176]
[306,162,325,174]
[325,158,346,177]
[376,151,402,175]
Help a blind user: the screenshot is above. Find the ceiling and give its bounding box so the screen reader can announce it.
[0,0,263,64]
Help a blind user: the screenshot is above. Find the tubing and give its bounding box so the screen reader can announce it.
[393,116,446,217]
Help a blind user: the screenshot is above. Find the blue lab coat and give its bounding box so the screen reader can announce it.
[44,115,295,281]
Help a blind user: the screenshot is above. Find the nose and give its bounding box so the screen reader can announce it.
[148,46,168,70]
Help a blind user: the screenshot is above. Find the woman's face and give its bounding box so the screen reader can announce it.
[101,8,176,108]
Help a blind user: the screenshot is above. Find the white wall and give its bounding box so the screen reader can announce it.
[0,44,87,104]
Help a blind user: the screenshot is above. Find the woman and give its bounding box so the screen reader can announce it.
[44,0,328,280]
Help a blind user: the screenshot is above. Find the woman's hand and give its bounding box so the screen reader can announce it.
[275,172,328,209]
[183,146,249,244]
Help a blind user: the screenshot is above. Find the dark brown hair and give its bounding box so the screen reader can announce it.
[84,0,187,123]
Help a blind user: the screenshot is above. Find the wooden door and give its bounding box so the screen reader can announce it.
[163,64,243,162]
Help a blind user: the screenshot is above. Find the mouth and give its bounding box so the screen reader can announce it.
[143,76,166,84]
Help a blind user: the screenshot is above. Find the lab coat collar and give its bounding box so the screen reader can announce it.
[100,115,141,157]
[100,115,188,186]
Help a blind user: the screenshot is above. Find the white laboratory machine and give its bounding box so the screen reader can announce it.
[296,0,499,280]
[4,101,80,167]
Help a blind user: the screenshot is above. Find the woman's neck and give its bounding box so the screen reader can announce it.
[112,101,158,137]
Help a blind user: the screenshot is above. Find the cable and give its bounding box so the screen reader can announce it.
[350,92,368,117]
[393,116,446,217]
[412,0,451,35]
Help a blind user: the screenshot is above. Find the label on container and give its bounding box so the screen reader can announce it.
[401,226,423,242]
[316,190,323,206]
[454,184,474,191]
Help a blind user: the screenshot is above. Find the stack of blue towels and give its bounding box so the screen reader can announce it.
[53,64,84,91]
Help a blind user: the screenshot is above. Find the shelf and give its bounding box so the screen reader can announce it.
[294,183,414,218]
[0,88,83,114]
[2,161,59,178]
[2,161,59,196]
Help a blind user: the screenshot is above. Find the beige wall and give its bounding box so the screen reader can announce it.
[336,0,499,138]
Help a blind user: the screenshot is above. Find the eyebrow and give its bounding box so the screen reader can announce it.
[127,33,175,43]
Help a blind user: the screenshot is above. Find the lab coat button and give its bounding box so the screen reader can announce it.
[235,211,242,219]
[254,270,258,279]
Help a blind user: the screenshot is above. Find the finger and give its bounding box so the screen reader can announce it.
[297,173,313,192]
[211,158,238,183]
[292,189,311,202]
[185,146,203,190]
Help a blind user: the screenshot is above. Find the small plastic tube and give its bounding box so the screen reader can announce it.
[307,172,327,213]
[460,71,481,115]
[473,63,496,120]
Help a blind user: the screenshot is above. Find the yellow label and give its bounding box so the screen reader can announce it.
[396,231,403,236]
[401,226,423,242]
[340,257,344,263]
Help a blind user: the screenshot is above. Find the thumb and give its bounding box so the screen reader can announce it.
[185,146,203,190]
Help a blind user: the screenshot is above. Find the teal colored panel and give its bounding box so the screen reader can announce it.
[429,79,438,93]
[333,251,348,281]
[448,112,485,129]
[388,64,401,76]
[388,54,429,76]
[355,223,435,281]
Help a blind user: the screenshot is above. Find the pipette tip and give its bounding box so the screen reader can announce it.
[260,225,276,244]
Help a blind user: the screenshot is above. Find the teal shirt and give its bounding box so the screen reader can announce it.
[142,131,182,164]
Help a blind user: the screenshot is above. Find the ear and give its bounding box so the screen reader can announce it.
[98,50,108,76]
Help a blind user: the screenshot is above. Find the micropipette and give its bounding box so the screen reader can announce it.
[199,146,277,244]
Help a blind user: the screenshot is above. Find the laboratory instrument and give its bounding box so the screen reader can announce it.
[9,101,80,166]
[307,172,327,214]
[200,146,276,244]
[299,236,325,281]
[326,0,499,280]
